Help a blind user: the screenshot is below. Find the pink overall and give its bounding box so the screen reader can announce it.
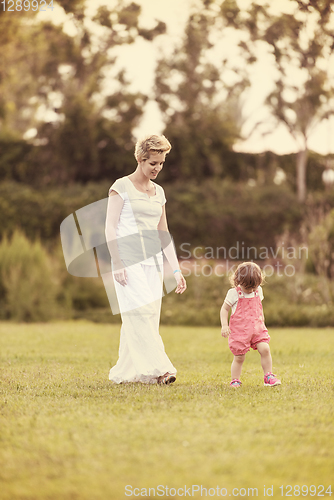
[228,286,270,356]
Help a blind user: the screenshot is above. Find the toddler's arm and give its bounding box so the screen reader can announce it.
[220,302,231,337]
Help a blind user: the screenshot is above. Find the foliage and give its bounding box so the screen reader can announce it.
[1,0,333,194]
[0,224,332,326]
[0,231,64,321]
[164,179,302,251]
[0,140,35,183]
[307,208,334,283]
[0,139,330,193]
[0,1,166,184]
[155,2,248,182]
[0,6,82,138]
[0,323,333,500]
[0,180,110,241]
[278,151,333,192]
[0,179,302,253]
[222,0,334,201]
[0,227,114,322]
[159,271,334,327]
[64,268,334,328]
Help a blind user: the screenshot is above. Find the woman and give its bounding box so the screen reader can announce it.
[105,135,187,385]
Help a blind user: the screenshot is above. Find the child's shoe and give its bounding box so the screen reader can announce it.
[230,378,242,388]
[264,372,281,386]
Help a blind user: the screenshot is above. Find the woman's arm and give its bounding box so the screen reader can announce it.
[220,302,231,337]
[157,205,179,271]
[157,205,187,294]
[105,191,127,286]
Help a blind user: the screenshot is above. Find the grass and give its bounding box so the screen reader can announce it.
[0,322,333,500]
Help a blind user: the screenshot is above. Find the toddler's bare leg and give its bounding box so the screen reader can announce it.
[257,342,272,374]
[231,354,246,380]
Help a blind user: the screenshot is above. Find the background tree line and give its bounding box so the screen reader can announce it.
[1,0,334,192]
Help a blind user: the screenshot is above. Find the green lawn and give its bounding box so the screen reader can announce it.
[0,322,333,500]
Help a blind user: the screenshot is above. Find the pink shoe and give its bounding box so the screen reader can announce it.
[264,372,281,386]
[230,379,242,388]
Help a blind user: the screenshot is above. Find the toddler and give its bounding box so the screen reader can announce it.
[220,261,281,388]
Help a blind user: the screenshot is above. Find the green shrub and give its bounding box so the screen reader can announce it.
[0,230,332,326]
[0,180,303,255]
[165,179,303,252]
[50,241,117,322]
[0,231,63,321]
[63,275,110,311]
[307,208,334,283]
[160,271,334,327]
[0,180,110,242]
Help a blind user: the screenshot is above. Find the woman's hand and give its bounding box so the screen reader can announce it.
[174,271,187,294]
[113,267,128,287]
[221,325,230,338]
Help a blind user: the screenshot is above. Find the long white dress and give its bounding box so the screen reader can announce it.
[105,176,177,384]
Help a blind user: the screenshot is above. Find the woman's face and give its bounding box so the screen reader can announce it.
[139,152,166,180]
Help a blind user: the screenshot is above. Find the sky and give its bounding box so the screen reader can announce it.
[38,0,334,155]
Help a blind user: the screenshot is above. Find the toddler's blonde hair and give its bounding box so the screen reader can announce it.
[134,135,171,162]
[230,261,264,289]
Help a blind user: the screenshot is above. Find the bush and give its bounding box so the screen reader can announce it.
[0,180,303,258]
[307,208,334,281]
[165,179,303,252]
[0,231,65,321]
[0,230,332,326]
[0,180,110,242]
[160,271,334,327]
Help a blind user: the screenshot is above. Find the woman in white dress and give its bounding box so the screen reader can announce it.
[105,135,187,385]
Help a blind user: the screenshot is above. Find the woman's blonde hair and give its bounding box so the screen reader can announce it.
[134,135,171,162]
[230,261,264,289]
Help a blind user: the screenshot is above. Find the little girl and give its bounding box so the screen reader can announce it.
[220,261,281,388]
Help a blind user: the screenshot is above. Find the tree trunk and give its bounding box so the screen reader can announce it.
[296,148,308,202]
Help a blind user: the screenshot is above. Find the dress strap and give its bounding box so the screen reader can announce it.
[236,285,244,298]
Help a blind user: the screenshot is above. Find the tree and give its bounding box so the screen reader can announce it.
[0,0,83,138]
[155,1,249,182]
[40,2,167,184]
[0,1,166,185]
[222,0,334,202]
[0,6,82,183]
